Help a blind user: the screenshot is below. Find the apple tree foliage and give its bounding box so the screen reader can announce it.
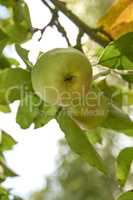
[0,0,133,199]
[29,137,120,200]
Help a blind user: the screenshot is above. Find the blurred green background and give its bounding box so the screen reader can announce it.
[29,134,133,200]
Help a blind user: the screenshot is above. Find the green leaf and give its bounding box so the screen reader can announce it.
[5,24,32,44]
[0,29,8,42]
[116,147,133,187]
[0,131,16,152]
[0,163,4,182]
[13,0,32,28]
[15,44,32,69]
[122,74,133,83]
[16,93,41,129]
[0,0,14,7]
[0,187,9,200]
[117,191,133,200]
[0,39,7,55]
[0,68,31,104]
[94,78,124,108]
[125,90,133,106]
[86,128,102,144]
[57,112,107,174]
[13,196,23,200]
[0,104,10,113]
[95,46,104,58]
[0,0,32,44]
[12,0,32,43]
[0,1,32,44]
[99,32,133,69]
[0,29,8,55]
[0,55,19,69]
[34,103,58,129]
[13,1,26,24]
[102,104,133,135]
[0,155,17,177]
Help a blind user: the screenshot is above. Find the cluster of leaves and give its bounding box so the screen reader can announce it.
[0,130,23,200]
[0,0,32,45]
[0,0,133,199]
[0,0,32,199]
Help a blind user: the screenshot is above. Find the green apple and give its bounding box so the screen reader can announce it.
[31,48,92,106]
[67,88,109,130]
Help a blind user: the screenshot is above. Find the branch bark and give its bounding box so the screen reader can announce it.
[43,0,112,47]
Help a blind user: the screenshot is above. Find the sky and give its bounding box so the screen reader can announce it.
[0,0,77,198]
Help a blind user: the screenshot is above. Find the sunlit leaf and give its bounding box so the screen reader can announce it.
[0,155,17,177]
[34,103,58,129]
[0,104,10,113]
[0,0,32,44]
[57,112,107,174]
[122,74,133,83]
[126,90,133,105]
[0,55,19,69]
[99,32,133,69]
[0,29,8,55]
[95,78,124,108]
[0,131,16,152]
[98,0,133,38]
[116,147,133,186]
[86,128,102,144]
[0,68,31,104]
[16,93,41,129]
[0,39,7,55]
[0,23,31,44]
[0,0,15,7]
[13,0,32,28]
[102,103,133,136]
[15,44,32,70]
[5,24,32,44]
[0,187,9,200]
[117,191,133,200]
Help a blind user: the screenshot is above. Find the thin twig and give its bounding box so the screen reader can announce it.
[34,9,58,40]
[114,69,133,75]
[94,68,133,80]
[75,29,84,51]
[55,19,71,46]
[35,0,71,45]
[94,69,111,80]
[41,0,54,12]
[47,0,112,47]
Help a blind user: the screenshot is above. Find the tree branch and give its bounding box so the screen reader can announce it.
[74,29,84,51]
[55,19,71,46]
[41,0,54,12]
[39,0,71,45]
[46,0,112,47]
[94,68,133,80]
[94,69,111,80]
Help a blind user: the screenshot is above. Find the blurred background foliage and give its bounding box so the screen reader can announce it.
[29,135,133,200]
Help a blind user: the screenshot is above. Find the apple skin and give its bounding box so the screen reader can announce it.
[31,48,92,106]
[67,88,109,130]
